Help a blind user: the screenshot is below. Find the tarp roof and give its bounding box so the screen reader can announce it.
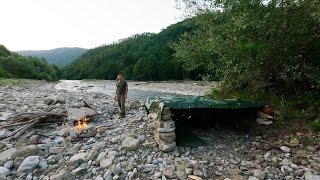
[160,96,264,109]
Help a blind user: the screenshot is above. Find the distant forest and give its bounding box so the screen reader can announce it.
[63,18,199,81]
[0,45,60,81]
[17,47,88,67]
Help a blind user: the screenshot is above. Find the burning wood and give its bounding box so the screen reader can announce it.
[75,117,89,134]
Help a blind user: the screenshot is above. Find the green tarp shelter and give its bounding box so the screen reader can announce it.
[161,96,264,110]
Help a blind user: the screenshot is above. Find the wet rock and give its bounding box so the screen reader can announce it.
[121,137,140,151]
[17,156,40,173]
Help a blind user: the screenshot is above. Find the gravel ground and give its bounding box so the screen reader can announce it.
[0,80,319,180]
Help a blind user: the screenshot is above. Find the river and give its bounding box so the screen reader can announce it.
[55,80,215,100]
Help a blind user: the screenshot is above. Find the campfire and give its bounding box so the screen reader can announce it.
[75,117,89,134]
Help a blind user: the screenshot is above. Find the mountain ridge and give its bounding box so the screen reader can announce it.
[17,47,88,67]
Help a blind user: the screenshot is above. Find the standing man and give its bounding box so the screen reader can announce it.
[115,74,128,117]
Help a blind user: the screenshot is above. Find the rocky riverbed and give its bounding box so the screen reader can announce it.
[0,80,319,180]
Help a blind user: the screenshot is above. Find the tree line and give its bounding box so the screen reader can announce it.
[0,45,60,81]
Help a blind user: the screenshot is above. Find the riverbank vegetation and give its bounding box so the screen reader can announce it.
[175,0,320,130]
[0,45,61,81]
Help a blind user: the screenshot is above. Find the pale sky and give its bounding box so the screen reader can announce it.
[0,0,183,51]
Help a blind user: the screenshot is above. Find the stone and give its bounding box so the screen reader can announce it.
[157,128,175,133]
[289,138,300,147]
[248,177,259,180]
[185,168,193,175]
[87,150,98,160]
[58,127,71,137]
[148,113,158,120]
[228,167,241,176]
[129,101,141,109]
[264,151,272,161]
[92,142,106,151]
[252,169,265,180]
[50,170,68,180]
[304,171,320,180]
[160,120,175,129]
[100,158,113,169]
[159,141,176,152]
[17,156,40,173]
[158,132,176,142]
[69,153,88,165]
[49,147,65,154]
[44,98,54,105]
[96,151,107,162]
[0,148,17,164]
[193,169,204,177]
[121,137,140,151]
[0,112,12,121]
[67,107,97,121]
[95,175,104,180]
[16,145,40,157]
[0,129,10,140]
[176,170,187,180]
[71,167,86,175]
[256,118,273,125]
[0,167,9,177]
[279,146,291,153]
[38,160,48,170]
[103,170,113,180]
[70,130,78,139]
[161,113,172,121]
[163,169,175,179]
[3,160,13,169]
[187,175,203,180]
[81,125,97,137]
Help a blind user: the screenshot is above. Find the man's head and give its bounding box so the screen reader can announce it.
[117,74,124,81]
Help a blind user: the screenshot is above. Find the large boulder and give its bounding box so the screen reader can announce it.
[17,156,40,173]
[67,107,97,122]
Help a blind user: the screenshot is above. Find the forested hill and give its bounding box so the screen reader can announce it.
[0,45,60,81]
[63,18,197,80]
[17,47,88,67]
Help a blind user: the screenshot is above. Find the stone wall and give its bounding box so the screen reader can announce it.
[146,99,176,152]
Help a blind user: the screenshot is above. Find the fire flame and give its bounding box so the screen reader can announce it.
[75,117,89,133]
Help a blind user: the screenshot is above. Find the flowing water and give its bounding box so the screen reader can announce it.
[55,80,214,101]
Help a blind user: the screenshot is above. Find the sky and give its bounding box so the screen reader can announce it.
[0,0,183,51]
